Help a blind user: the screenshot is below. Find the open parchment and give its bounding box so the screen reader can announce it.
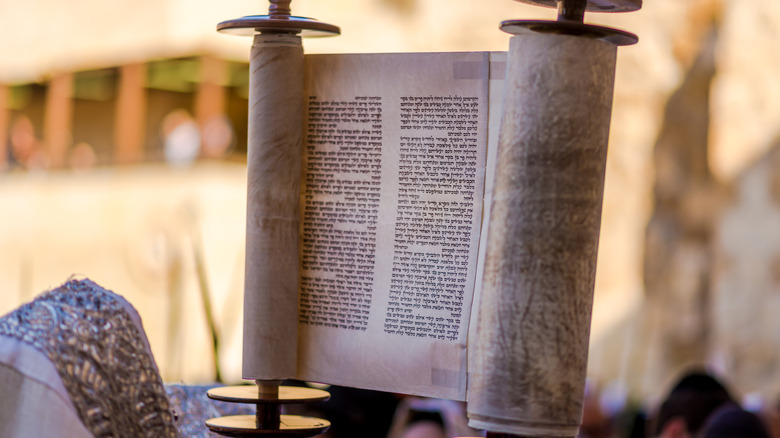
[243,51,506,401]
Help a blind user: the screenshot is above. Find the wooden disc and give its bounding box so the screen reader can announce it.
[500,20,638,46]
[206,415,330,437]
[217,15,340,37]
[207,385,330,405]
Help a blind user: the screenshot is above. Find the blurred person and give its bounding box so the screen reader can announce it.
[651,370,735,438]
[284,384,400,438]
[701,404,771,438]
[761,397,780,438]
[9,115,48,170]
[200,114,234,159]
[579,382,614,438]
[162,109,200,167]
[68,141,98,171]
[402,418,446,438]
[388,397,481,438]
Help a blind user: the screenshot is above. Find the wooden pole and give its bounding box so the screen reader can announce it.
[43,73,73,169]
[195,55,228,158]
[114,63,147,165]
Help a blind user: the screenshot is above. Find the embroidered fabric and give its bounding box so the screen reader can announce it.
[165,384,254,438]
[0,279,178,438]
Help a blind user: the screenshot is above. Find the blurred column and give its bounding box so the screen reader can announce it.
[0,85,8,170]
[44,73,74,169]
[195,55,229,159]
[114,63,147,165]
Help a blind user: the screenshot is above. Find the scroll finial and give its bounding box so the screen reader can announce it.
[268,0,291,18]
[217,0,340,37]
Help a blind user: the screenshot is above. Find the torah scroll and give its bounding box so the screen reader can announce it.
[467,33,617,437]
[242,33,304,380]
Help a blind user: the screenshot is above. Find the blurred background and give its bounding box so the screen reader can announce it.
[0,0,779,422]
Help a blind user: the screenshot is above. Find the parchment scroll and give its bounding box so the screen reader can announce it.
[467,34,617,437]
[242,33,304,380]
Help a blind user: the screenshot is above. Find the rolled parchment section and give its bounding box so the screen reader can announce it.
[243,33,304,380]
[467,34,617,437]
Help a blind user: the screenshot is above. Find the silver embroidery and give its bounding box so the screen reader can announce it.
[165,384,254,437]
[0,279,178,438]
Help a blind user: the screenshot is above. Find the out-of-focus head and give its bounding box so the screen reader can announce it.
[653,370,734,437]
[701,404,771,438]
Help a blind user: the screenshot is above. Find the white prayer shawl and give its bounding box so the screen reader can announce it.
[0,279,178,438]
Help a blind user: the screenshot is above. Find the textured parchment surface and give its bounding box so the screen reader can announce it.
[243,34,304,380]
[467,34,617,437]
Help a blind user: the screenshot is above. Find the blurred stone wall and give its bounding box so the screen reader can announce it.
[589,0,780,408]
[708,0,780,406]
